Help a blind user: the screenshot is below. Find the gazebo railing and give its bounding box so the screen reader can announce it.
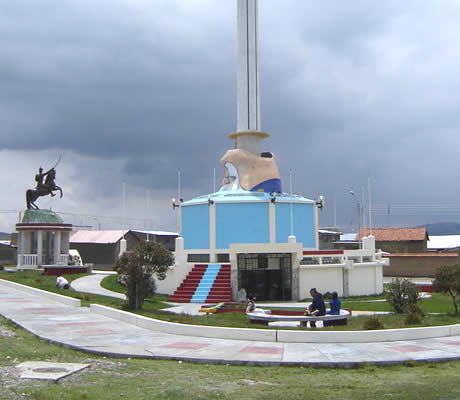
[22,254,38,266]
[58,254,69,265]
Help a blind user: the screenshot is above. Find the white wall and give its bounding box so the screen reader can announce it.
[298,265,344,298]
[298,262,384,298]
[348,264,384,296]
[154,262,195,295]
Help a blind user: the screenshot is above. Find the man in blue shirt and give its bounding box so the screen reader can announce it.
[307,288,326,328]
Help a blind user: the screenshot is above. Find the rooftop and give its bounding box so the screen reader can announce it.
[359,227,428,242]
[70,229,178,244]
[428,235,460,250]
[70,230,128,244]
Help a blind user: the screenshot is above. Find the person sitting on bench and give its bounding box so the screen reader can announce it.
[324,291,341,327]
[305,288,326,328]
[246,296,256,313]
[327,291,341,315]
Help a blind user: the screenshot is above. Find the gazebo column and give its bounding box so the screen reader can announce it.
[37,231,43,266]
[17,231,23,266]
[54,231,62,265]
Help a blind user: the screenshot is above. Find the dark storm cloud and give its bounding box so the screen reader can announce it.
[2,0,460,231]
[1,0,236,191]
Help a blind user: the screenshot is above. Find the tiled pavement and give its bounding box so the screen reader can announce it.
[2,279,460,367]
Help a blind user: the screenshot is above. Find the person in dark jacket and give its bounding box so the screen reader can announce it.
[306,288,326,328]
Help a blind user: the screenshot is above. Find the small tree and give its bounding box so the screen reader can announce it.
[386,278,419,313]
[114,241,174,310]
[433,264,460,315]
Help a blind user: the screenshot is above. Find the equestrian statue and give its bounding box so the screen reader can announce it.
[26,160,63,209]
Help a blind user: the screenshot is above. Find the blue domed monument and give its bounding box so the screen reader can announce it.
[157,0,388,303]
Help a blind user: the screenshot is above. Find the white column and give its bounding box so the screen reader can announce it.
[37,231,43,266]
[119,238,127,257]
[314,204,319,250]
[237,0,260,133]
[54,231,62,265]
[209,202,216,262]
[17,231,23,266]
[269,200,276,244]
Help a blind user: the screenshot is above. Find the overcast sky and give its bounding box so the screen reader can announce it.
[2,0,460,234]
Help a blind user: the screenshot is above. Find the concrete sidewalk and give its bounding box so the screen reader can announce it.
[70,274,126,300]
[2,280,460,367]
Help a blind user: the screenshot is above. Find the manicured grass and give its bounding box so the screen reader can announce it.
[99,273,126,293]
[2,270,460,331]
[1,316,460,400]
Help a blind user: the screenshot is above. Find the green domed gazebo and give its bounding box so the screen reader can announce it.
[16,209,73,270]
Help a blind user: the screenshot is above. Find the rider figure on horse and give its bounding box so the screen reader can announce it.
[35,167,56,197]
[26,163,63,209]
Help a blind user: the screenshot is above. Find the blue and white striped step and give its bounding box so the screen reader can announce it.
[190,264,222,303]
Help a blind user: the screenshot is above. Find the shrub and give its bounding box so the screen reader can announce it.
[363,315,384,330]
[114,241,174,310]
[385,278,419,313]
[433,264,460,315]
[404,304,425,325]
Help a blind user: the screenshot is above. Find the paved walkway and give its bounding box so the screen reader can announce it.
[70,274,126,300]
[1,279,460,366]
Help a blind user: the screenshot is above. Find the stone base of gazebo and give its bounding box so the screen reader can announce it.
[42,265,93,275]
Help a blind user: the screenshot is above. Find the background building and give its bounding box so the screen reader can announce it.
[70,230,177,270]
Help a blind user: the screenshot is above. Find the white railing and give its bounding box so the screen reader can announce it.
[22,254,38,266]
[300,249,378,266]
[58,254,69,265]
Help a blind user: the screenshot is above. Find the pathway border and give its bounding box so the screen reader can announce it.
[4,276,460,343]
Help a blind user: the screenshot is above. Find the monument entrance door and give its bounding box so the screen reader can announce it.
[237,253,292,301]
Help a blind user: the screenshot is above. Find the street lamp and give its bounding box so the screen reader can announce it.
[350,191,361,248]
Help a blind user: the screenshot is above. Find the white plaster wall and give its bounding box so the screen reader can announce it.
[298,266,344,298]
[154,262,195,295]
[348,264,384,296]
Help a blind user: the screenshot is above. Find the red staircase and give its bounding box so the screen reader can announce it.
[205,264,232,303]
[169,264,232,303]
[169,264,207,303]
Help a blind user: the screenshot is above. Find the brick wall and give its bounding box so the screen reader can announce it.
[383,254,459,277]
[377,240,427,254]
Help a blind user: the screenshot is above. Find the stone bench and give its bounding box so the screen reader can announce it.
[246,309,350,327]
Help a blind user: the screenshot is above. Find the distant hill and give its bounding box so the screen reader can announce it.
[0,232,11,240]
[420,223,460,236]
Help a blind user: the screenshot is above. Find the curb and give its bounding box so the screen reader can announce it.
[90,304,277,342]
[90,303,460,343]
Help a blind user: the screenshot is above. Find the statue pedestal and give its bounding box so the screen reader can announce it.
[16,210,73,270]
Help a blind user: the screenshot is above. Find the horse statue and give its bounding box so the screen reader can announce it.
[26,167,63,209]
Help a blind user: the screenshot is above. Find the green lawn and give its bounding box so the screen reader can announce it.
[2,270,460,331]
[1,316,460,400]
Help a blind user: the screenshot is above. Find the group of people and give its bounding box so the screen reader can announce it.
[305,288,341,327]
[245,288,341,328]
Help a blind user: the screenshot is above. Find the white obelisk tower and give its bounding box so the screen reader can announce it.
[229,0,269,155]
